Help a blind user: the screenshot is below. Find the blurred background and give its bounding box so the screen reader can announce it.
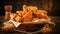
[0,0,60,16]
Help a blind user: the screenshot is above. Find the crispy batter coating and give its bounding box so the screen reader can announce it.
[38,10,47,15]
[14,15,22,22]
[32,18,39,22]
[10,13,17,20]
[28,6,38,12]
[11,5,51,22]
[34,11,50,20]
[22,11,33,22]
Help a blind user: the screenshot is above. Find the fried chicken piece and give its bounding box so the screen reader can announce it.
[16,11,25,17]
[28,6,38,12]
[10,13,17,20]
[22,11,32,22]
[23,5,28,12]
[38,10,47,15]
[28,6,38,17]
[34,11,43,18]
[14,15,22,22]
[43,15,51,20]
[32,18,39,22]
[35,11,50,20]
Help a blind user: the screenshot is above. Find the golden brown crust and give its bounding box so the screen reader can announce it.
[32,18,39,22]
[11,5,51,22]
[38,10,47,15]
[28,6,38,12]
[11,13,17,20]
[14,15,22,22]
[22,11,33,22]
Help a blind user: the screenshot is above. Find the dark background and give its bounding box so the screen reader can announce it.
[0,0,60,16]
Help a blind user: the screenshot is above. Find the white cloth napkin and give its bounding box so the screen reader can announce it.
[8,19,21,28]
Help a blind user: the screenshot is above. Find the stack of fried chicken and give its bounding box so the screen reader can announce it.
[1,5,55,34]
[11,5,51,22]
